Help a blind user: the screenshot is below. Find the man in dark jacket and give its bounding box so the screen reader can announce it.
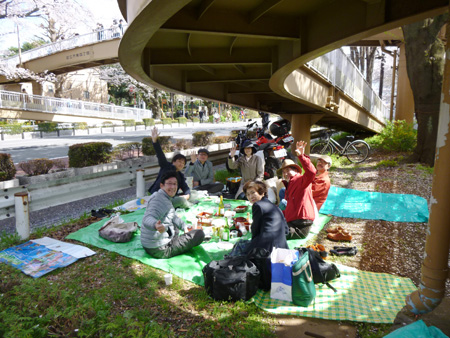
[148,127,191,208]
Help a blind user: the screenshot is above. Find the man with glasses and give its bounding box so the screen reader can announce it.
[141,171,205,258]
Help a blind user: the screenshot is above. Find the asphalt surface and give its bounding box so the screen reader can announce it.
[0,120,252,235]
[1,120,254,163]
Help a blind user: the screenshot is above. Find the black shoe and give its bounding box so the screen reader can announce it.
[91,209,108,218]
[330,247,358,256]
[99,208,115,214]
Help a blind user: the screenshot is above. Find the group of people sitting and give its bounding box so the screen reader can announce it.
[140,127,332,259]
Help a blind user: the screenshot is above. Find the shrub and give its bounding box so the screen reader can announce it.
[208,115,214,123]
[192,131,215,146]
[142,136,172,155]
[213,135,233,144]
[161,118,173,126]
[114,142,142,159]
[0,153,16,181]
[176,117,188,125]
[72,122,88,130]
[68,142,113,168]
[122,119,136,127]
[37,122,58,132]
[22,126,35,132]
[102,121,114,127]
[19,158,54,176]
[192,117,199,123]
[52,159,67,170]
[3,123,23,135]
[136,121,144,126]
[220,115,226,122]
[231,111,239,122]
[365,120,416,152]
[142,118,155,127]
[172,138,191,151]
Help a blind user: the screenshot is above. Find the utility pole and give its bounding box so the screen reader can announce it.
[17,23,23,67]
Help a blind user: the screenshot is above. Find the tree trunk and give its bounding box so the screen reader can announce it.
[402,14,447,166]
[365,47,377,85]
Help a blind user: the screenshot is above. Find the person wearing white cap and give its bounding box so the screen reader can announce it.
[312,154,332,211]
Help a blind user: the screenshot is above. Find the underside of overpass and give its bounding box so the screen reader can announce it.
[117,0,447,138]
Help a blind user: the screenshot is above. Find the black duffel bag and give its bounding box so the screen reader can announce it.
[298,247,340,293]
[202,256,260,301]
[247,247,271,291]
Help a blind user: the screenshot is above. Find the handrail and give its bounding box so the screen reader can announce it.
[0,89,152,121]
[2,26,127,66]
[306,48,388,123]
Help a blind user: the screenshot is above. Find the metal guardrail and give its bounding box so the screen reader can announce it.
[307,48,389,123]
[0,89,152,121]
[0,146,231,224]
[3,26,127,67]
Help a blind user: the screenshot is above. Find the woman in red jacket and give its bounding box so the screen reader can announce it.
[281,140,316,239]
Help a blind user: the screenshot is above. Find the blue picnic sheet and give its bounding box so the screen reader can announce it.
[320,186,429,222]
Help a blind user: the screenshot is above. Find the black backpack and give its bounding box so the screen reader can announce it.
[298,248,340,293]
[202,256,260,301]
[247,247,271,291]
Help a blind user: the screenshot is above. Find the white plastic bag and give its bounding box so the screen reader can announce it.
[270,248,299,302]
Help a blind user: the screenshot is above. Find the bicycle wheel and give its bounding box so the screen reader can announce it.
[346,140,370,163]
[311,141,333,155]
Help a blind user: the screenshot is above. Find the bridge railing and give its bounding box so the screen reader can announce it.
[307,48,388,123]
[0,89,152,121]
[3,26,127,66]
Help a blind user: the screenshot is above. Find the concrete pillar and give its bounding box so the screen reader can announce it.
[290,114,312,153]
[395,43,415,124]
[405,13,450,315]
[136,169,146,198]
[14,192,30,240]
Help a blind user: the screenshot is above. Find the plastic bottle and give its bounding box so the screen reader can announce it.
[218,195,225,216]
[222,217,230,241]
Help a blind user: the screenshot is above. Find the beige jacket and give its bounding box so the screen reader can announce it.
[228,154,264,198]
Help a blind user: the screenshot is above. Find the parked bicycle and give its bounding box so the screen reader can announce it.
[310,131,370,163]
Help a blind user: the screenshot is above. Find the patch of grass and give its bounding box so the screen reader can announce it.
[356,322,392,338]
[375,159,398,168]
[0,231,21,251]
[416,164,433,175]
[215,168,240,184]
[0,243,276,337]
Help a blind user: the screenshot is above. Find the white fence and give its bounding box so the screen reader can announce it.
[0,145,231,238]
[0,90,152,121]
[307,48,389,123]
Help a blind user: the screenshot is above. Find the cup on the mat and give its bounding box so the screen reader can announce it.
[164,273,172,285]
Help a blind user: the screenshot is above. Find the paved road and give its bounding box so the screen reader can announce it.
[1,120,259,163]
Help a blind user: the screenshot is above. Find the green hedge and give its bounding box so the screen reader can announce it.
[68,142,113,168]
[161,118,173,126]
[2,123,23,135]
[192,117,199,123]
[192,131,215,146]
[0,153,16,181]
[37,122,58,132]
[72,122,88,130]
[142,136,172,155]
[142,118,155,126]
[176,117,188,125]
[122,119,136,127]
[114,142,142,159]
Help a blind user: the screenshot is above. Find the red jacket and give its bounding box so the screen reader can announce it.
[283,155,316,222]
[312,171,331,211]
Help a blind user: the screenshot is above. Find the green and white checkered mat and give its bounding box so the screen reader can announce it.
[251,264,417,323]
[67,198,416,323]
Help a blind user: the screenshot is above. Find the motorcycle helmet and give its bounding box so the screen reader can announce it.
[269,119,291,136]
[241,139,258,154]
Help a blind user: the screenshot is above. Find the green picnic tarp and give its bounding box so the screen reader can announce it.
[67,198,331,285]
[320,186,429,222]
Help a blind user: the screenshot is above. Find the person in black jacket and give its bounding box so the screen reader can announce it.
[148,127,191,208]
[229,181,289,256]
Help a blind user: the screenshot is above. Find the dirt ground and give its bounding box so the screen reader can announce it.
[45,151,449,337]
